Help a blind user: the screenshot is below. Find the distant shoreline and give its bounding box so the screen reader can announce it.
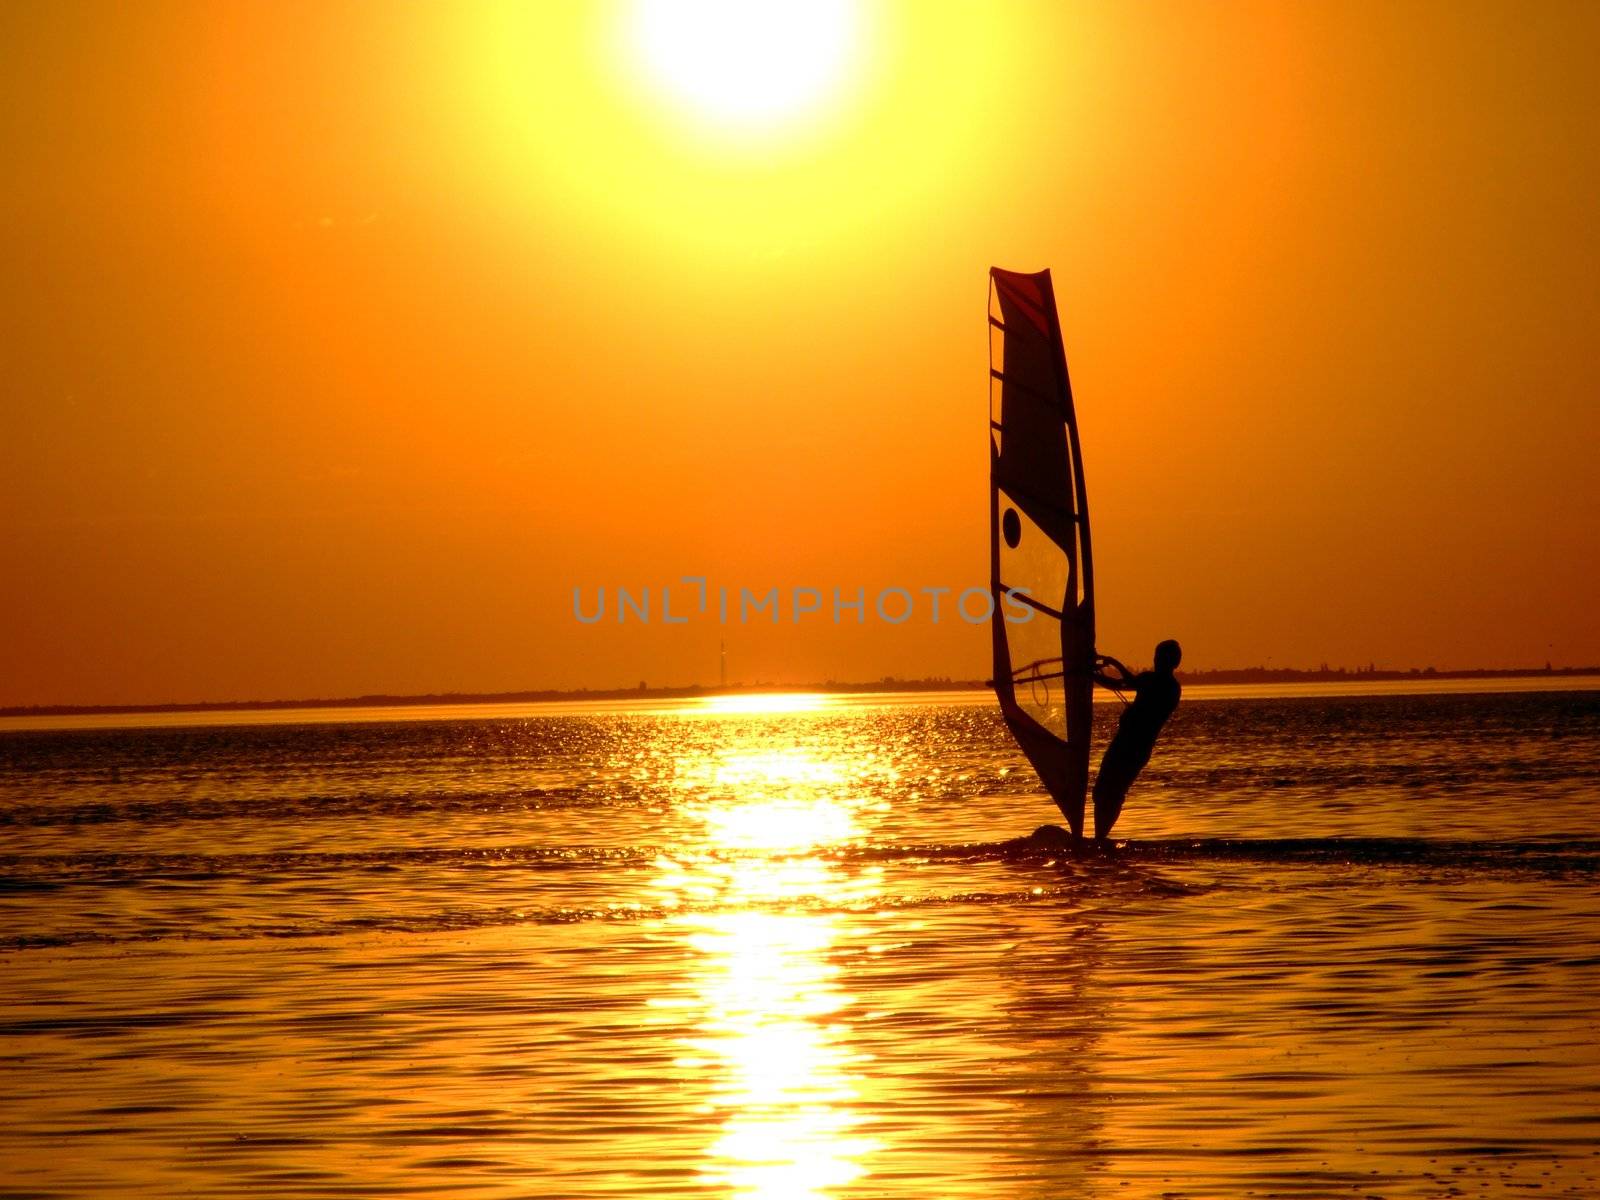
[4,666,1598,719]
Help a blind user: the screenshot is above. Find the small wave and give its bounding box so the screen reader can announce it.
[0,882,1124,953]
[4,835,1591,953]
[820,835,1600,877]
[0,784,654,828]
[4,834,1594,884]
[1101,835,1600,875]
[0,843,659,876]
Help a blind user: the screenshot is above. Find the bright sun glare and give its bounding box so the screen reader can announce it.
[629,0,858,130]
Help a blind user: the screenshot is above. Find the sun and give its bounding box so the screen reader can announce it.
[628,0,859,132]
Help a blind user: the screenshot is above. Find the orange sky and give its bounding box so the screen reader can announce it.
[3,1,1598,706]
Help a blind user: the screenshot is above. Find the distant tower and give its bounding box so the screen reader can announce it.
[720,640,727,689]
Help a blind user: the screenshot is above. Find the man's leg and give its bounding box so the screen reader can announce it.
[1092,746,1141,839]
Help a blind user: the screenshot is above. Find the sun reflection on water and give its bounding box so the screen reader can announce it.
[697,693,834,716]
[655,731,883,1196]
[681,911,878,1198]
[671,741,895,854]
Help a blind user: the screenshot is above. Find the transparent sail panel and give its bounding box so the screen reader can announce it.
[994,492,1062,729]
[1004,610,1065,737]
[997,487,1070,615]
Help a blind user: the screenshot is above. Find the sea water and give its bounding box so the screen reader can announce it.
[2,683,1598,1198]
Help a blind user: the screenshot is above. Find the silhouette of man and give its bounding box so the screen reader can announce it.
[1091,639,1182,839]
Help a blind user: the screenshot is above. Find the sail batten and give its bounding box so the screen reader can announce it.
[992,589,1065,621]
[989,372,1071,414]
[988,266,1096,837]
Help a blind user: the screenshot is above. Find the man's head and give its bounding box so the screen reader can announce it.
[1154,639,1182,673]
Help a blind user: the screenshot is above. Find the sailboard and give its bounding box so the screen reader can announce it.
[987,267,1096,837]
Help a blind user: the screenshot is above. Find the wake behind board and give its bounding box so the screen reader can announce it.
[1031,823,1118,853]
[1030,823,1079,848]
[1002,828,1199,897]
[997,824,1122,857]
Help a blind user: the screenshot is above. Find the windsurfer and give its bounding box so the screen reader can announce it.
[1091,639,1182,838]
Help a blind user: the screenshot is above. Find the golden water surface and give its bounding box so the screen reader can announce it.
[3,689,1598,1197]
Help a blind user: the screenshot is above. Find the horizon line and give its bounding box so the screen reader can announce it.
[5,663,1599,719]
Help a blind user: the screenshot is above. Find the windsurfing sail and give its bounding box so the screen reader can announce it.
[988,267,1096,835]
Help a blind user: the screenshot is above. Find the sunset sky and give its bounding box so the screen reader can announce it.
[4,1,1597,707]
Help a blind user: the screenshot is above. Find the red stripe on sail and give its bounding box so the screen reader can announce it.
[990,269,1050,334]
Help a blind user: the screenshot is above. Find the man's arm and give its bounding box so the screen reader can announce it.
[1093,654,1136,689]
